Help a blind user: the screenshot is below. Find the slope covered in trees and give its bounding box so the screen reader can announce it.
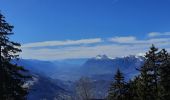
[108,45,170,100]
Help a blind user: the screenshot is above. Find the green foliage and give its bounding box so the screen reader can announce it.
[159,49,170,100]
[137,45,160,100]
[0,12,30,100]
[108,69,128,100]
[108,45,170,100]
[127,77,140,100]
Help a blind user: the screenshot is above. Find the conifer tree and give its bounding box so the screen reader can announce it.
[0,12,29,99]
[108,45,169,100]
[159,49,170,100]
[137,64,152,100]
[108,69,128,100]
[127,77,140,100]
[137,45,160,100]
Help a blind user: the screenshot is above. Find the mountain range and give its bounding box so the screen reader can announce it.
[15,55,144,100]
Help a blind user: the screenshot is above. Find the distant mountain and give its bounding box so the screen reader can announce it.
[13,59,72,100]
[15,59,59,77]
[82,55,144,79]
[15,59,87,81]
[27,74,70,100]
[78,55,145,98]
[13,55,145,99]
[94,55,115,60]
[15,55,144,81]
[53,58,88,66]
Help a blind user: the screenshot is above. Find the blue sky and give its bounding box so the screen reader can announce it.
[0,0,170,60]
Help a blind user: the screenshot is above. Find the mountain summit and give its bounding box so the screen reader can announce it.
[94,55,114,60]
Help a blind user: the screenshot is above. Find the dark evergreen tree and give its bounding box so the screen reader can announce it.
[136,64,152,100]
[137,45,161,100]
[107,45,170,100]
[108,69,128,100]
[159,49,170,100]
[0,12,30,99]
[127,77,140,100]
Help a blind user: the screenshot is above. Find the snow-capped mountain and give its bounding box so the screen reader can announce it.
[16,55,144,81]
[82,55,144,79]
[93,55,115,60]
[15,55,145,99]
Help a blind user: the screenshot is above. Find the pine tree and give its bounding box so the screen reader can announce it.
[159,49,170,100]
[137,45,160,100]
[137,64,152,100]
[0,12,30,99]
[127,77,140,100]
[108,69,128,100]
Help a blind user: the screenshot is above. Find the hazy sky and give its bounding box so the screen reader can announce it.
[0,0,170,60]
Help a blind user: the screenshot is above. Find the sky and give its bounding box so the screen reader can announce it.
[0,0,170,60]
